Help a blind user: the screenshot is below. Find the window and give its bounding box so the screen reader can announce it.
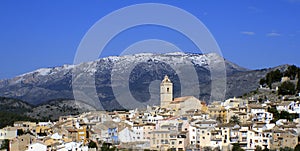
[179,141,182,144]
[167,88,169,92]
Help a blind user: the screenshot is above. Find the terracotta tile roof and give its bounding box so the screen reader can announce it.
[170,96,194,104]
[248,104,265,109]
[278,101,293,106]
[216,123,235,128]
[66,128,77,132]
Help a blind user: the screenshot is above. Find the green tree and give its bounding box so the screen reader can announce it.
[260,78,267,86]
[295,144,300,151]
[229,115,240,124]
[284,65,299,80]
[0,111,39,129]
[271,110,299,121]
[268,106,280,122]
[232,143,245,151]
[203,147,212,151]
[101,143,116,151]
[262,148,270,151]
[255,146,263,151]
[279,147,293,151]
[0,139,9,151]
[278,81,296,95]
[266,69,283,88]
[88,141,98,149]
[280,111,291,120]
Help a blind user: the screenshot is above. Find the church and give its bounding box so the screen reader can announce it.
[160,75,204,115]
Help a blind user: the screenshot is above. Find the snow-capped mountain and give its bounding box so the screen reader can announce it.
[0,52,270,110]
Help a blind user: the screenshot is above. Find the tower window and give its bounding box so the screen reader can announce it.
[167,88,169,92]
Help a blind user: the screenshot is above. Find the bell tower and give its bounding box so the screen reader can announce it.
[160,75,173,108]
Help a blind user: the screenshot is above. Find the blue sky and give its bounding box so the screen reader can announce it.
[0,0,299,79]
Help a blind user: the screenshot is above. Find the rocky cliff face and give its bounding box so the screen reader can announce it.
[0,52,278,110]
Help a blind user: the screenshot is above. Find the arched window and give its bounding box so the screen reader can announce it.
[167,88,169,92]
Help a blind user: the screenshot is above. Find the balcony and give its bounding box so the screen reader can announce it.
[211,136,222,141]
[241,138,247,143]
[161,140,169,144]
[230,136,239,143]
[262,141,268,145]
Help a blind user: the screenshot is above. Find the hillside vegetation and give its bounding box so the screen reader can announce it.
[259,65,300,95]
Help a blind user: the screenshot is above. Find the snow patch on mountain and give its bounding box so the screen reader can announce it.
[10,52,244,83]
[36,68,52,76]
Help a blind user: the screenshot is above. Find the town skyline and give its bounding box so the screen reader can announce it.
[1,70,300,151]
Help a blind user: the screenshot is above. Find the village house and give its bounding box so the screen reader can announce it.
[10,134,35,151]
[0,126,17,140]
[26,142,47,151]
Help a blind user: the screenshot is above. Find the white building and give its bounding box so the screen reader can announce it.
[249,105,273,123]
[118,127,135,143]
[252,111,273,123]
[56,142,88,151]
[277,101,300,114]
[188,125,200,148]
[0,126,17,140]
[132,124,145,141]
[26,142,47,151]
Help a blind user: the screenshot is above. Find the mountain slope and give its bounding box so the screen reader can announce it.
[26,99,96,120]
[0,97,33,114]
[0,52,281,110]
[0,97,36,128]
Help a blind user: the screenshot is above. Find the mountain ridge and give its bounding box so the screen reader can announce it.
[0,52,291,110]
